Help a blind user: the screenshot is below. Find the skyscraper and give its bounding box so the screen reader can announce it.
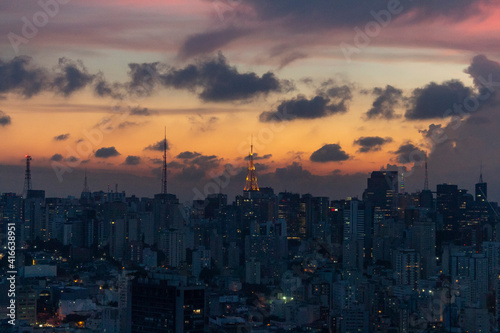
[475,166,487,203]
[363,171,398,221]
[131,272,205,332]
[394,249,420,290]
[436,184,459,233]
[342,199,365,272]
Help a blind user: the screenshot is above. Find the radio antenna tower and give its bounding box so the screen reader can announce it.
[23,155,32,197]
[161,127,168,194]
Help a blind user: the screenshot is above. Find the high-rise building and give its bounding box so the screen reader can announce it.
[363,171,398,221]
[342,199,365,272]
[475,166,487,203]
[394,249,420,290]
[192,246,211,278]
[436,184,459,233]
[245,257,261,284]
[131,272,205,333]
[278,192,302,239]
[23,189,46,244]
[410,218,437,279]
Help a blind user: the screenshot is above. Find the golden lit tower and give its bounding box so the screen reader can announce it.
[244,141,259,192]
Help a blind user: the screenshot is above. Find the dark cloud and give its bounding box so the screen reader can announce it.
[0,110,12,126]
[124,155,141,165]
[420,124,447,146]
[420,92,500,193]
[65,156,79,163]
[254,162,270,172]
[275,162,312,179]
[393,143,426,164]
[244,153,272,161]
[52,58,94,97]
[405,80,473,120]
[177,151,202,159]
[50,154,63,162]
[95,146,120,158]
[117,121,140,129]
[260,89,351,122]
[310,144,350,163]
[249,0,489,31]
[179,27,250,59]
[354,136,393,153]
[176,165,207,182]
[176,151,221,170]
[365,85,403,120]
[130,107,155,116]
[188,115,218,132]
[94,75,123,99]
[54,133,70,141]
[127,62,163,95]
[167,161,183,168]
[144,139,169,151]
[465,54,500,99]
[0,56,47,97]
[127,53,286,102]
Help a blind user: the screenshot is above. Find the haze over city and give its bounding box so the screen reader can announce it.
[1,0,500,201]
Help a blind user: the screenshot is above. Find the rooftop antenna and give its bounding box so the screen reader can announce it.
[23,155,32,197]
[479,161,483,183]
[400,172,405,193]
[424,152,429,191]
[161,127,168,194]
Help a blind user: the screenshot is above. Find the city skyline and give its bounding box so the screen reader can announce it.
[1,1,500,201]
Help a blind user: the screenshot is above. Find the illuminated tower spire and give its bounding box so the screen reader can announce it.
[161,127,168,194]
[23,155,32,197]
[424,153,429,191]
[244,138,259,192]
[400,172,405,193]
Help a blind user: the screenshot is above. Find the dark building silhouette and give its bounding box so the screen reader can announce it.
[436,184,459,233]
[131,273,205,332]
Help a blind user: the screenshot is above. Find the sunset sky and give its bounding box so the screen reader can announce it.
[1,0,500,202]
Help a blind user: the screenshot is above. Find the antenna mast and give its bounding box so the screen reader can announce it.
[23,155,32,197]
[424,153,429,191]
[161,127,168,194]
